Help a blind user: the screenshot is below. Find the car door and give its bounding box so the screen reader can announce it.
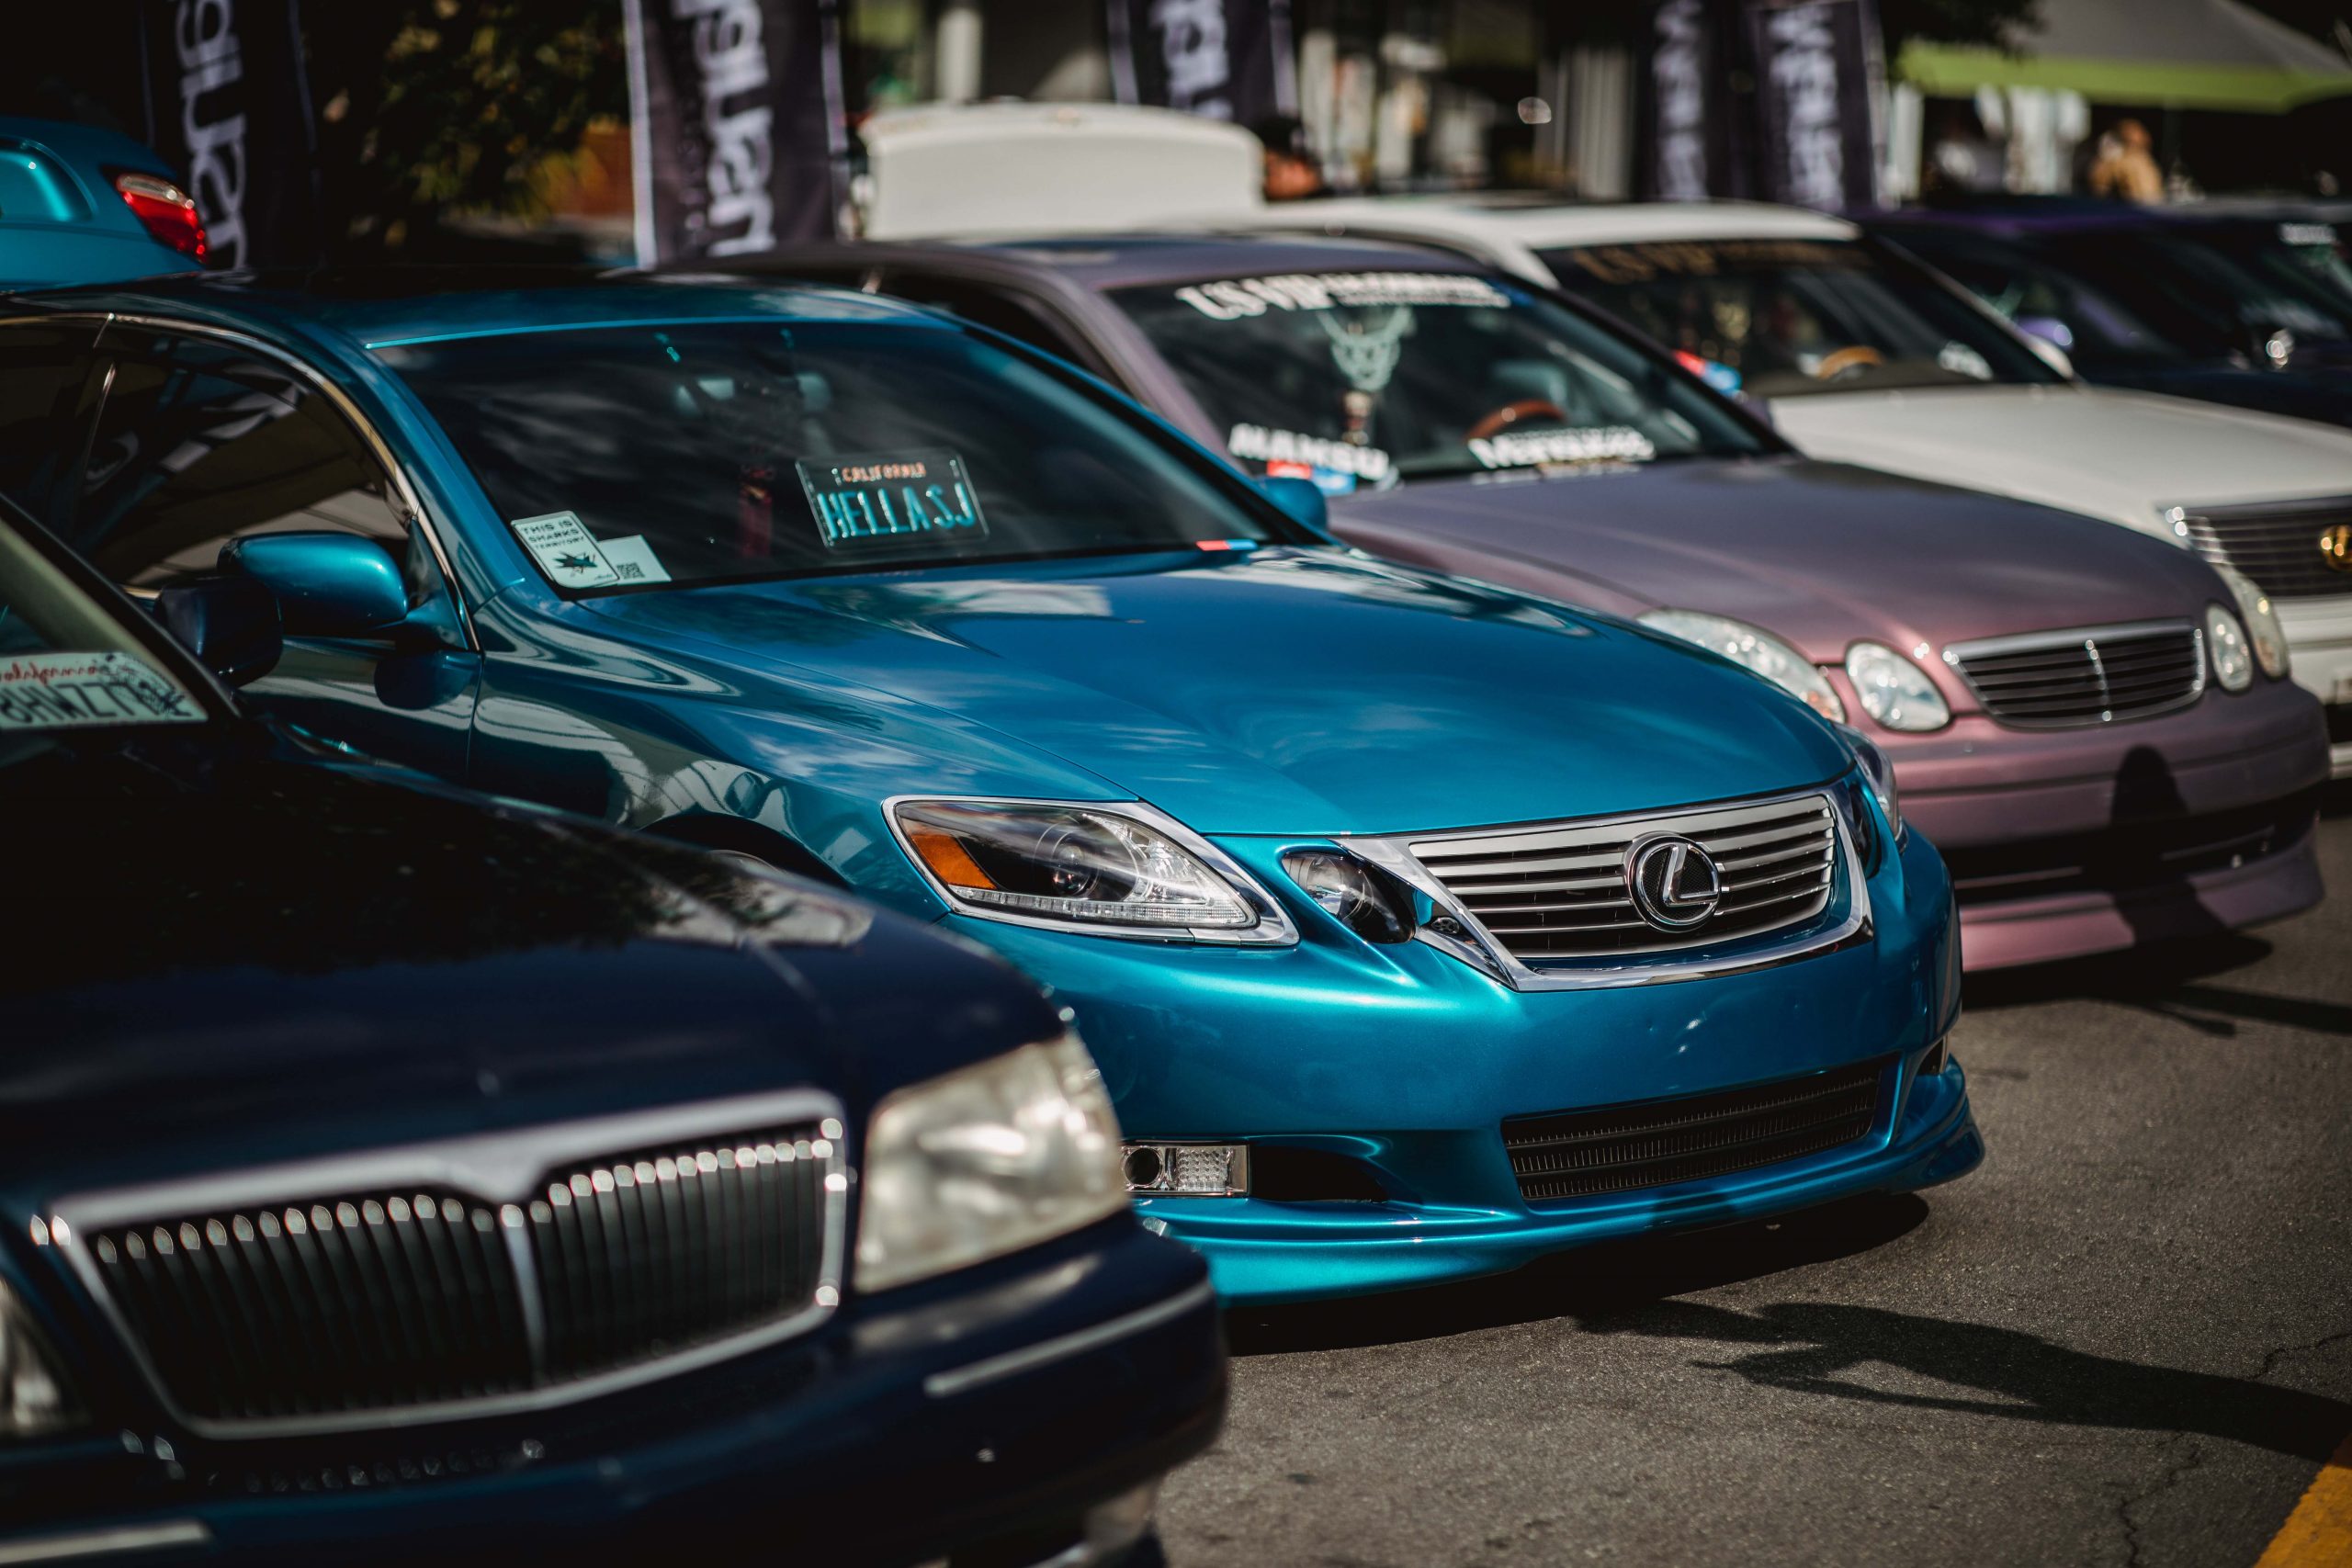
[62,321,480,777]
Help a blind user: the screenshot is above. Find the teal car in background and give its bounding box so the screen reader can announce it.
[0,272,1980,1303]
[0,117,206,290]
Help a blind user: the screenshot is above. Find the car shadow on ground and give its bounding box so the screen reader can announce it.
[1961,931,2352,1038]
[1227,1196,2350,1464]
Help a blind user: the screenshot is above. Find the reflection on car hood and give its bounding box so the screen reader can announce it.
[3,730,1050,1198]
[584,547,1852,837]
[1768,383,2352,536]
[1329,457,2233,661]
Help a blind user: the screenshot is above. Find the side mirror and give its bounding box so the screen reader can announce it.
[152,574,282,687]
[1256,474,1330,535]
[222,532,409,638]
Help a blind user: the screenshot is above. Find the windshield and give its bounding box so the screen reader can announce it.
[383,321,1304,594]
[0,517,208,750]
[1112,270,1770,485]
[1542,237,2060,397]
[2061,226,2352,350]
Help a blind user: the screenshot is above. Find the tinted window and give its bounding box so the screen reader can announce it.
[884,275,1105,371]
[0,323,102,529]
[1544,237,2058,397]
[72,332,410,591]
[1112,270,1768,485]
[384,321,1303,594]
[1891,233,2189,367]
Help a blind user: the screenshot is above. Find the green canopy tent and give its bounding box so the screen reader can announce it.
[1900,0,2352,112]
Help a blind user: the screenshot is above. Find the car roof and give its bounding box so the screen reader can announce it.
[17,265,952,349]
[958,231,1488,290]
[1251,197,1861,248]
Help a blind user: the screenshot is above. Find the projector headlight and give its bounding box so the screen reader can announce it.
[1843,641,1951,732]
[855,1034,1127,1293]
[1639,609,1845,722]
[2212,565,2289,681]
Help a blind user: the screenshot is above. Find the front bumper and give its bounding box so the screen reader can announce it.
[2277,593,2352,778]
[1885,675,2328,969]
[962,826,1972,1305]
[0,1222,1223,1566]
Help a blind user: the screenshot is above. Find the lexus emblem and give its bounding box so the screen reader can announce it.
[1626,835,1724,931]
[2322,523,2352,574]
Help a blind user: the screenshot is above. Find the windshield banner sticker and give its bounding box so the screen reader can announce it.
[796,449,988,551]
[1227,423,1393,483]
[512,511,622,589]
[0,651,201,732]
[1176,272,1510,321]
[597,535,673,585]
[1468,426,1657,469]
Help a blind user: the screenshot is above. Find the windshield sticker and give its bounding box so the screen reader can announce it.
[1937,343,1994,380]
[0,651,201,732]
[1175,272,1510,321]
[597,535,672,585]
[512,511,622,589]
[796,449,988,551]
[1675,350,1744,395]
[1227,423,1392,482]
[1555,240,1859,284]
[1468,426,1657,469]
[2279,222,2336,247]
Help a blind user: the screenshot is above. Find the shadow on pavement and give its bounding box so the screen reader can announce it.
[1962,932,2352,1038]
[1230,1195,2351,1465]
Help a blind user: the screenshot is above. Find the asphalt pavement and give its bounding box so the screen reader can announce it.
[1159,796,2352,1568]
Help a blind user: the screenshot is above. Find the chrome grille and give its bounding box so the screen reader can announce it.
[1408,794,1838,962]
[69,1111,839,1432]
[1944,621,2204,728]
[2177,495,2352,600]
[1503,1059,1885,1201]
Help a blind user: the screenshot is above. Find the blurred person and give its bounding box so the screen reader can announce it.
[1923,101,2003,198]
[1255,114,1326,201]
[2088,119,2165,203]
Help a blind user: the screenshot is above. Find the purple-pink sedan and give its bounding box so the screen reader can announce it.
[720,234,2328,971]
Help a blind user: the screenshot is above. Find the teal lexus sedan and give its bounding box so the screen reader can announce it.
[0,271,1981,1303]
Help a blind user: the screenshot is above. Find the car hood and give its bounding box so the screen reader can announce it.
[1328,457,2232,661]
[1767,382,2352,537]
[2,727,1049,1201]
[583,547,1853,837]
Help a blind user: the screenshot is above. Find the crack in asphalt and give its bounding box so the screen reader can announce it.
[2117,1438,2207,1568]
[2258,1327,2352,1385]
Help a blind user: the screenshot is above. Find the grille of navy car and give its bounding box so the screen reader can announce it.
[1503,1058,1887,1201]
[1407,795,1837,961]
[1944,621,2205,728]
[2177,495,2352,601]
[78,1122,836,1427]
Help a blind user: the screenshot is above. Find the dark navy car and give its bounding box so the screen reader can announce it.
[0,502,1221,1563]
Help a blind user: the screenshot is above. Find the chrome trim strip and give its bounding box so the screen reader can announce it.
[47,1089,846,1439]
[0,1523,210,1565]
[0,310,479,652]
[1351,784,1870,992]
[1941,618,2205,729]
[882,794,1300,946]
[922,1279,1216,1399]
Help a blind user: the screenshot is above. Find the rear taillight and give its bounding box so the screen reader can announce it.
[111,170,208,264]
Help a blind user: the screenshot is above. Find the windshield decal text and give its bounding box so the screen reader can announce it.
[1175,272,1510,320]
[1227,423,1393,480]
[796,449,989,550]
[1468,426,1657,468]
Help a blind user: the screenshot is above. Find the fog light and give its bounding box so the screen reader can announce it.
[1123,1142,1249,1196]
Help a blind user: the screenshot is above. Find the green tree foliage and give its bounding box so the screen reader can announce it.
[306,0,628,253]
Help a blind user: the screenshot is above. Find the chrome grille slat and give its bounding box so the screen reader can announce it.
[1946,620,2204,729]
[2180,499,2352,599]
[74,1116,836,1431]
[1408,795,1839,963]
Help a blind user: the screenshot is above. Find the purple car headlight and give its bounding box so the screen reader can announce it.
[1844,641,1951,733]
[1638,609,1846,723]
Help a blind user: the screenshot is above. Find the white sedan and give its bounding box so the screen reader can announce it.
[1249,196,2352,774]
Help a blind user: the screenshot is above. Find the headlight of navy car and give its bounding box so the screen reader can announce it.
[857,1034,1128,1293]
[1638,609,1846,722]
[0,1275,80,1438]
[891,797,1295,942]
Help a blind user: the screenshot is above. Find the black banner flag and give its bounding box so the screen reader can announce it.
[138,0,321,268]
[1108,0,1296,128]
[623,0,849,263]
[1745,0,1882,209]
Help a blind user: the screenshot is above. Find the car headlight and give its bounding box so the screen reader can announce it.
[891,798,1291,942]
[0,1275,80,1439]
[855,1033,1128,1293]
[1280,849,1416,943]
[1639,609,1846,722]
[2212,565,2289,680]
[1843,641,1951,732]
[1838,723,1905,844]
[2205,603,2255,693]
